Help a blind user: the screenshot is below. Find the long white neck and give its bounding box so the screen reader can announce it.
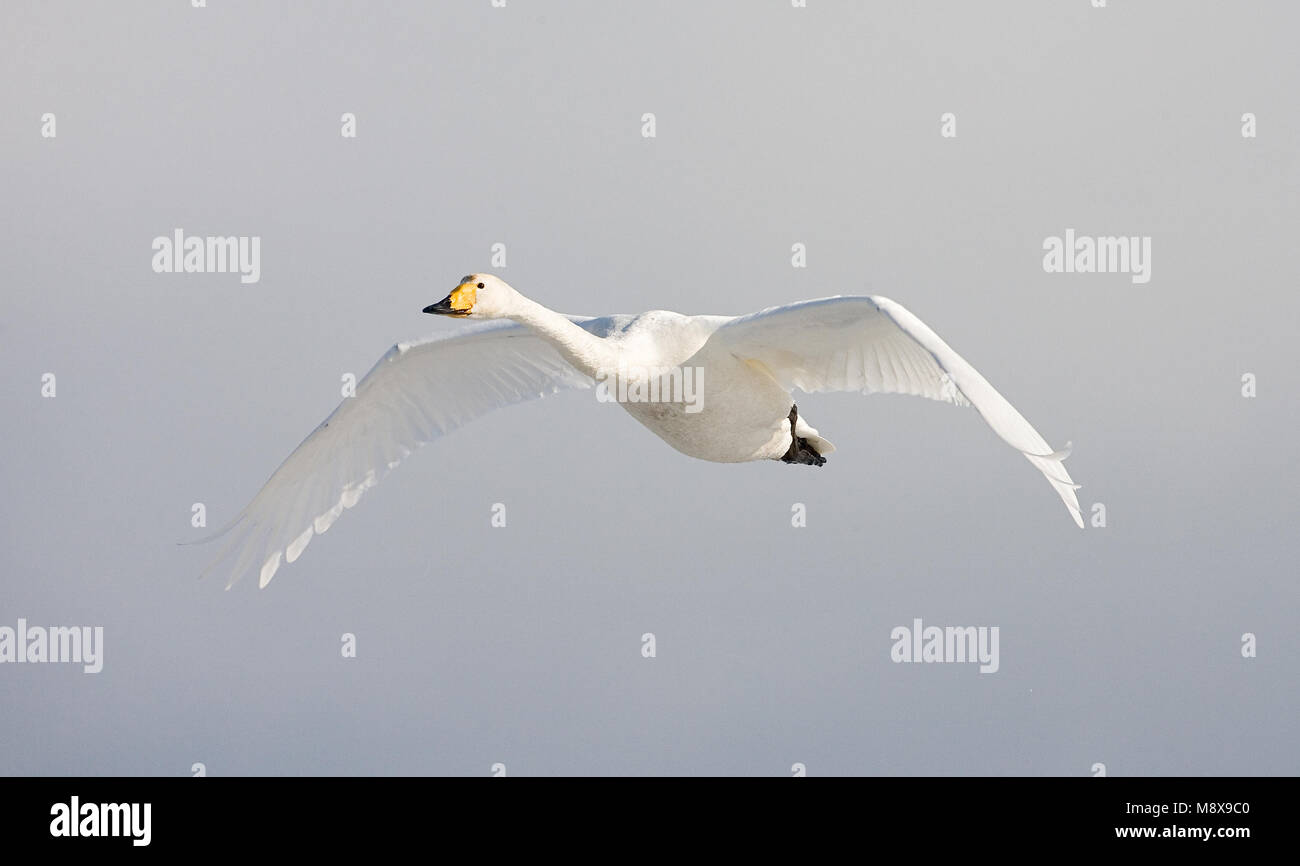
[507,294,616,379]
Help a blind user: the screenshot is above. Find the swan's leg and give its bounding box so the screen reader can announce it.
[780,404,827,467]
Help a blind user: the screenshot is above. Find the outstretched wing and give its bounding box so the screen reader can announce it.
[195,318,613,588]
[711,296,1083,527]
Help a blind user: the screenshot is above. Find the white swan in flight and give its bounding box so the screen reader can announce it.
[197,274,1083,588]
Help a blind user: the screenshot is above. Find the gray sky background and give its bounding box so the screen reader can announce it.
[2,0,1297,775]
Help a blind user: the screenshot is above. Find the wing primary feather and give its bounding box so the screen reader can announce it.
[713,295,1084,528]
[198,319,605,588]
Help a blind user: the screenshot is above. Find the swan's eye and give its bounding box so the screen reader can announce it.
[477,282,484,289]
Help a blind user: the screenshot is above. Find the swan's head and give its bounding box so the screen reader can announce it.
[423,274,517,319]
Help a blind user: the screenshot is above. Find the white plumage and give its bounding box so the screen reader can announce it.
[195,275,1082,588]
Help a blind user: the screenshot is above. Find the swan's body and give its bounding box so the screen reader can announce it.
[198,275,1083,588]
[576,310,830,463]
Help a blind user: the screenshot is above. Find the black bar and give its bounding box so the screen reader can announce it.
[0,777,1285,852]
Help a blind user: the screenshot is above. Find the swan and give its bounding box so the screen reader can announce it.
[196,274,1083,588]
